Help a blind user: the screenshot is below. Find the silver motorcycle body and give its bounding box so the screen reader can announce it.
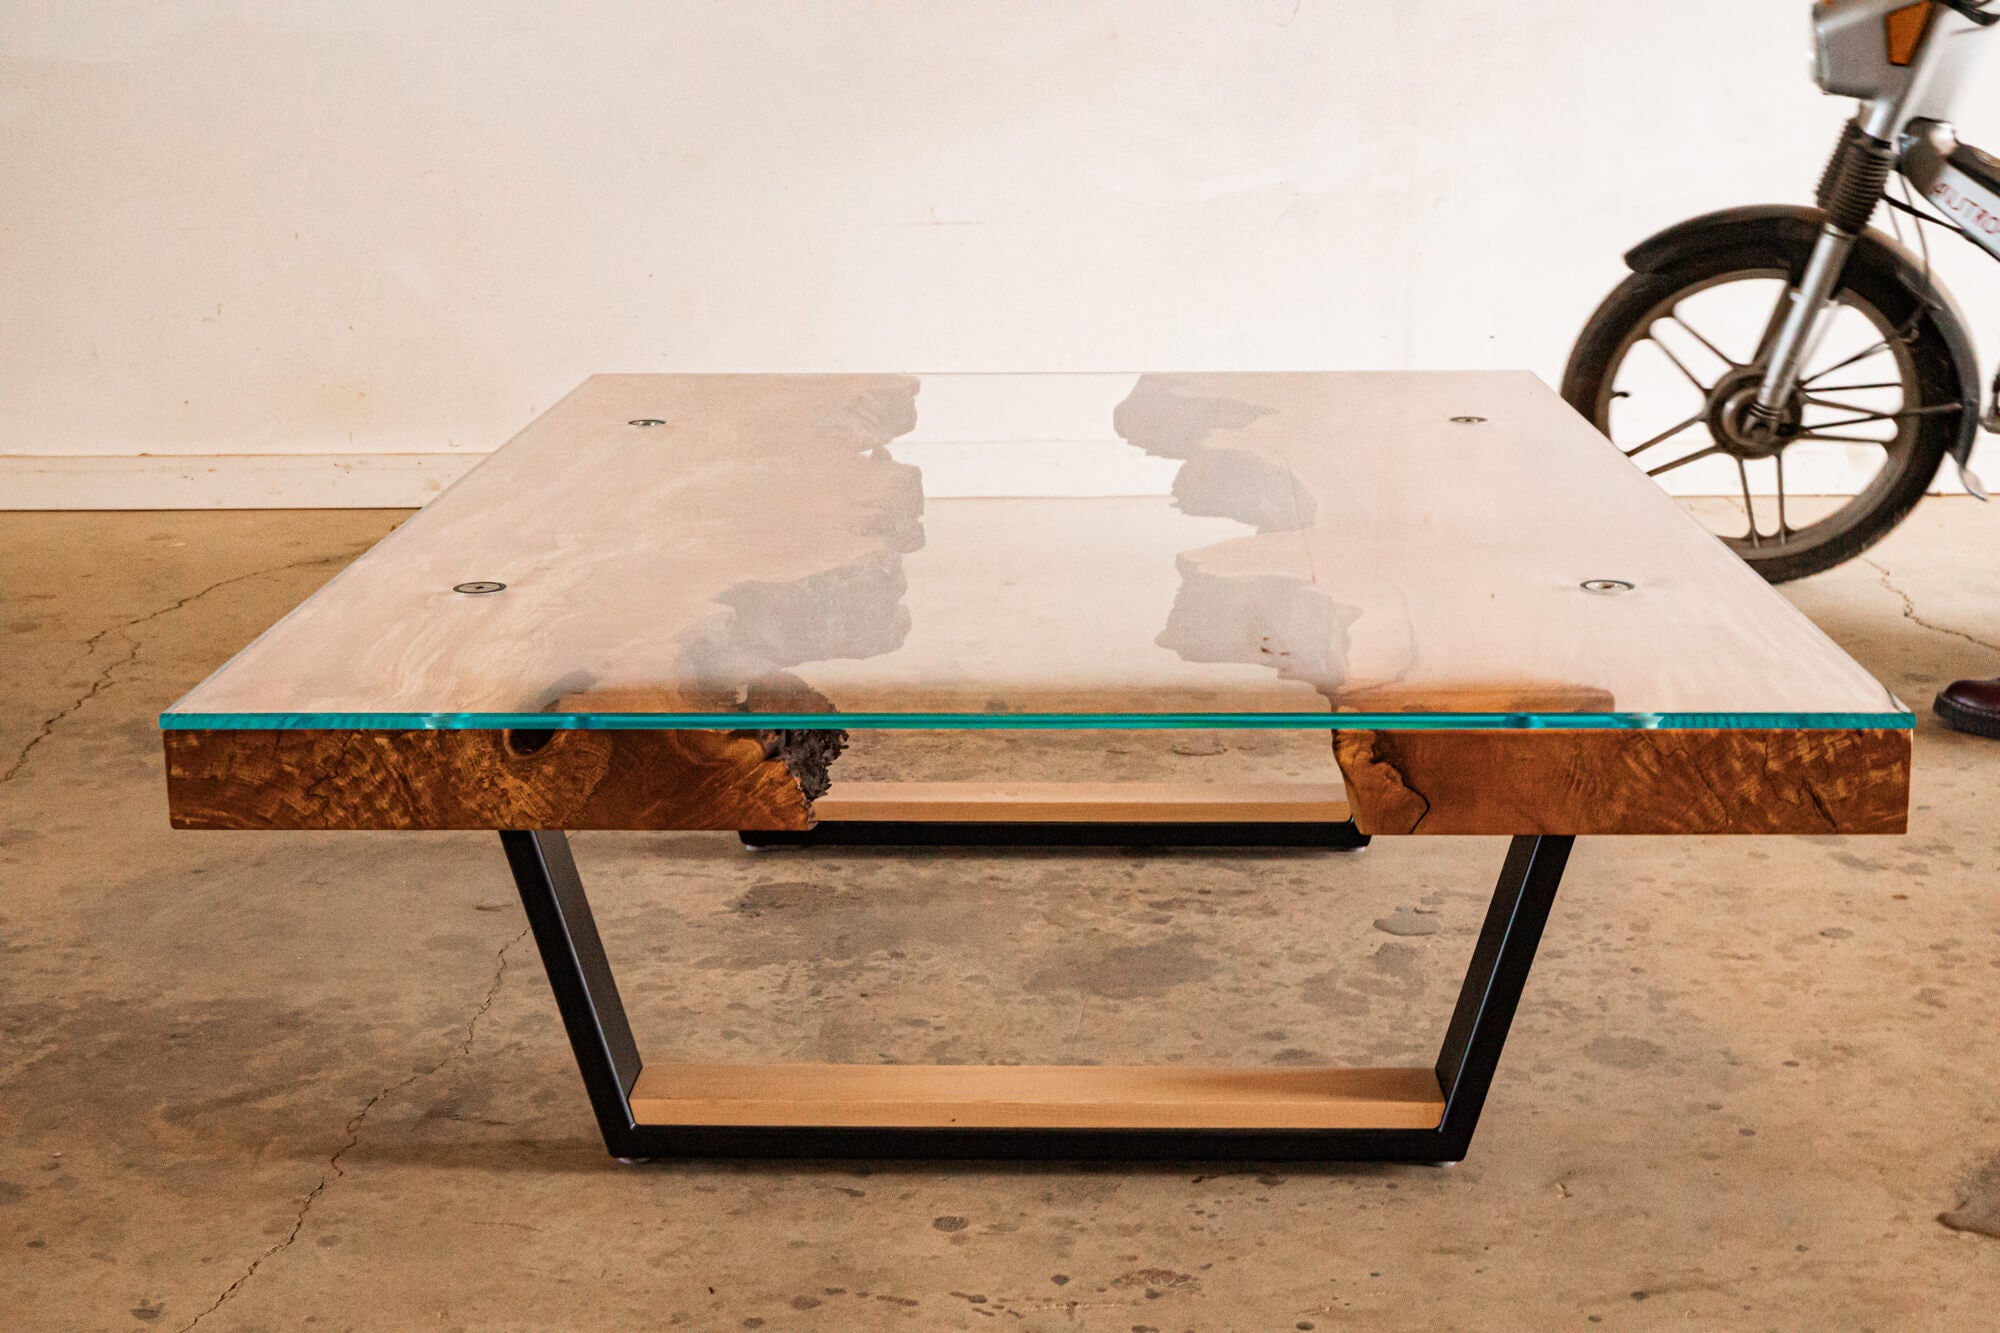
[1566,0,1997,582]
[1765,0,1988,483]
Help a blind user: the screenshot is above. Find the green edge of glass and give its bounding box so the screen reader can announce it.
[160,710,1916,732]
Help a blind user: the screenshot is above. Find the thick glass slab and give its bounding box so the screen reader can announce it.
[162,373,1910,732]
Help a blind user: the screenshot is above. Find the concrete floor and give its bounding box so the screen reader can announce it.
[2,500,1997,1331]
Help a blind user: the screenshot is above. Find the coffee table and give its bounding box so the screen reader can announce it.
[160,372,1910,1162]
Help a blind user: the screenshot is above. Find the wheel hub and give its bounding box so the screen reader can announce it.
[1705,367,1799,460]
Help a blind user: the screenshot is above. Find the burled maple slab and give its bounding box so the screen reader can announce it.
[1333,728,1910,835]
[159,372,1913,835]
[163,726,826,831]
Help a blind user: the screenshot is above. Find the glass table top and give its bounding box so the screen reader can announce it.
[162,372,1910,732]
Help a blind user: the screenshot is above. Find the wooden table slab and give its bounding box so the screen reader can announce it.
[162,372,1910,836]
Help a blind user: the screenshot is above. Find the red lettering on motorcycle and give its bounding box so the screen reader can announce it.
[1931,180,2000,234]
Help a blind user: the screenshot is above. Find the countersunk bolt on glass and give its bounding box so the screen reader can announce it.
[1449,415,1486,424]
[1579,578,1635,594]
[453,581,507,595]
[627,418,667,427]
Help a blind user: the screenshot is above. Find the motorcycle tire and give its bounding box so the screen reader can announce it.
[1562,217,1964,584]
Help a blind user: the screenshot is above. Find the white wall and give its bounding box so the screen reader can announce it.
[4,0,1997,506]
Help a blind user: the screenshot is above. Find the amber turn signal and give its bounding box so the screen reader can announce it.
[1886,1,1935,65]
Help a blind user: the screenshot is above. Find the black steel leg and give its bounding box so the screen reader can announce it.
[500,830,1572,1162]
[1430,833,1575,1158]
[499,830,644,1158]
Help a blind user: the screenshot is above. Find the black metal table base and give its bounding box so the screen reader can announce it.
[500,829,1573,1163]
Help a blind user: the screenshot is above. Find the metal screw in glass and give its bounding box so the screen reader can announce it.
[1449,415,1486,424]
[453,581,507,595]
[1579,579,1635,594]
[628,418,667,427]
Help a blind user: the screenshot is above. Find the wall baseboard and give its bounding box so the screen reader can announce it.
[0,453,487,510]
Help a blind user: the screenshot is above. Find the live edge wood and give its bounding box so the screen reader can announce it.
[162,728,821,831]
[626,1063,1446,1130]
[1332,728,1910,836]
[167,726,1910,834]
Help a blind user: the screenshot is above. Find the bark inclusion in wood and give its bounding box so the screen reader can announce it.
[760,727,847,804]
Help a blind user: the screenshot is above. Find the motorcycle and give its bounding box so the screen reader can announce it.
[1564,0,1994,582]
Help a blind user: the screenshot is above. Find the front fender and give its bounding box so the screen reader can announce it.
[1626,205,1980,469]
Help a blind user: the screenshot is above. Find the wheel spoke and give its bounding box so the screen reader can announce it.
[1799,412,1904,432]
[1646,444,1723,477]
[1800,396,1896,414]
[1793,431,1898,446]
[1803,380,1903,393]
[1646,326,1714,394]
[1801,338,1893,385]
[1801,398,1959,421]
[1667,310,1741,369]
[1774,451,1790,545]
[1622,411,1705,458]
[1737,458,1761,548]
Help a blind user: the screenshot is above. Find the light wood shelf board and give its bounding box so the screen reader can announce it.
[813,781,1351,825]
[628,1062,1444,1130]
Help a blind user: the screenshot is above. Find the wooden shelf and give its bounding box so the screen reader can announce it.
[628,1063,1444,1130]
[813,781,1351,826]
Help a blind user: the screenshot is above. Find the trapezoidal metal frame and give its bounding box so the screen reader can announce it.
[499,828,1572,1162]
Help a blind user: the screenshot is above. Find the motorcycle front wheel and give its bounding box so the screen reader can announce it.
[1562,223,1961,583]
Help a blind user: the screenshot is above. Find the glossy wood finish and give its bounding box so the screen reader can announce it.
[1112,373,1901,725]
[168,374,927,722]
[1332,728,1911,835]
[168,726,1908,834]
[157,372,1911,836]
[626,1063,1446,1130]
[162,727,821,831]
[164,372,1907,728]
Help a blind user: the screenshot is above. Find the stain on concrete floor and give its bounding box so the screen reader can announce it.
[1371,906,1441,937]
[2,504,1998,1328]
[1940,1152,2000,1240]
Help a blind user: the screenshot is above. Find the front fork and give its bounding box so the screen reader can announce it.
[1749,122,1898,428]
[1751,223,1860,420]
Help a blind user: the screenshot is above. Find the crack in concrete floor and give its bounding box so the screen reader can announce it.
[1,627,143,787]
[1862,557,2000,657]
[6,506,1998,1327]
[1,551,357,788]
[177,924,530,1333]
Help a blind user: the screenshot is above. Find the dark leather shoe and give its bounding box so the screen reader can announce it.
[1935,677,2000,739]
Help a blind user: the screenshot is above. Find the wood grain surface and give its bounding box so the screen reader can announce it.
[1332,728,1910,835]
[166,725,1910,835]
[157,374,1915,835]
[812,781,1350,824]
[627,1062,1446,1130]
[163,372,1911,726]
[163,727,824,830]
[167,374,927,721]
